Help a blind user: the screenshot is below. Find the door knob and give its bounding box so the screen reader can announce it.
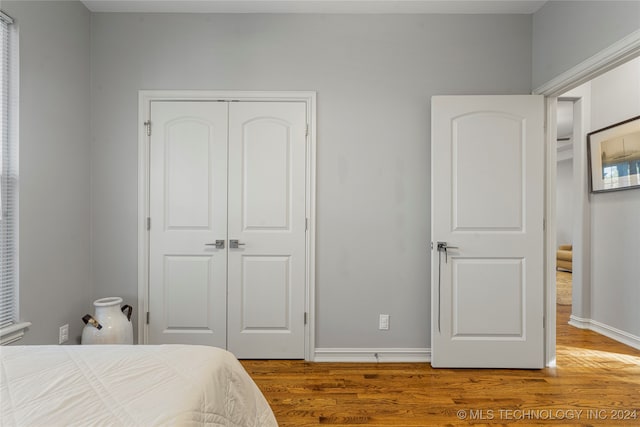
[229,239,245,249]
[205,240,225,249]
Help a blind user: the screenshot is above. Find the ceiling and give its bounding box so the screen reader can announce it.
[81,0,547,14]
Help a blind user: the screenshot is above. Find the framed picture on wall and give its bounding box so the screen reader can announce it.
[588,115,640,193]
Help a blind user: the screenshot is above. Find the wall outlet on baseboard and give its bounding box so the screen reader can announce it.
[59,324,69,344]
[379,314,390,330]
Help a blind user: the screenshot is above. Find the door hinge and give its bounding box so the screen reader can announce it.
[304,312,308,325]
[305,217,309,231]
[147,217,151,230]
[543,218,546,231]
[305,124,309,137]
[144,120,151,136]
[146,312,150,324]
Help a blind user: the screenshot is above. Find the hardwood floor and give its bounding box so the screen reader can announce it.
[556,270,572,306]
[242,302,640,426]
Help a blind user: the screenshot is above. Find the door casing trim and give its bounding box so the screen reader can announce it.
[137,90,317,360]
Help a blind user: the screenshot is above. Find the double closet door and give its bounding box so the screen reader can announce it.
[148,100,306,359]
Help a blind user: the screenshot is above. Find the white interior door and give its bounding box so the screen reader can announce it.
[149,101,229,346]
[431,95,544,368]
[227,102,307,359]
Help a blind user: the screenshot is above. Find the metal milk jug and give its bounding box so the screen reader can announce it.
[81,297,133,344]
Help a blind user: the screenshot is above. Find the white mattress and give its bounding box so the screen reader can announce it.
[0,345,277,427]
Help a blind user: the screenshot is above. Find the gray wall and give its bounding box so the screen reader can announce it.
[89,13,533,349]
[556,158,573,246]
[3,1,91,344]
[532,1,640,89]
[589,57,640,338]
[8,1,636,350]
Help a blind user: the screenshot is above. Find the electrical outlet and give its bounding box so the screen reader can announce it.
[379,314,390,330]
[59,324,69,344]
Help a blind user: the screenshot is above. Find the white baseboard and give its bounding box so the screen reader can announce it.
[568,314,591,329]
[314,348,431,363]
[569,315,640,350]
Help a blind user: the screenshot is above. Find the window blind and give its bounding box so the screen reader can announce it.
[0,10,17,329]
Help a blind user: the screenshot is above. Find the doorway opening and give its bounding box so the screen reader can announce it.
[555,99,574,313]
[537,30,640,366]
[546,53,640,367]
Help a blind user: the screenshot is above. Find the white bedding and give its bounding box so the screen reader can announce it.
[0,345,277,427]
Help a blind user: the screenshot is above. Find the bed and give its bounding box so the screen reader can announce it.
[0,344,277,426]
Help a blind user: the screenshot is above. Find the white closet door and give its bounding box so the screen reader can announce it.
[227,102,307,359]
[148,101,228,346]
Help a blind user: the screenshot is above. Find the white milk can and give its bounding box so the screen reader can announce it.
[81,297,133,344]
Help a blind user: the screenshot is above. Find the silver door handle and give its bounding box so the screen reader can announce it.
[205,240,225,249]
[436,241,458,263]
[229,239,245,249]
[435,241,459,334]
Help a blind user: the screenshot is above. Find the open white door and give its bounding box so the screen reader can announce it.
[431,95,544,368]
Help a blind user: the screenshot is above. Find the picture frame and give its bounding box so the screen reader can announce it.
[587,115,640,193]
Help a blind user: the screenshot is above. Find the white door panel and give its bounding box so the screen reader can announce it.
[227,102,307,359]
[241,256,290,329]
[165,119,216,228]
[242,118,292,230]
[164,255,214,328]
[453,112,524,230]
[452,258,524,337]
[431,95,544,368]
[149,101,228,347]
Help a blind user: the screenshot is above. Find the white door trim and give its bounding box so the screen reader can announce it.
[534,30,640,367]
[534,29,640,97]
[137,90,317,360]
[543,97,557,367]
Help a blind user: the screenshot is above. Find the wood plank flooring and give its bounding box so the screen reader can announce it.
[556,271,572,306]
[242,302,640,426]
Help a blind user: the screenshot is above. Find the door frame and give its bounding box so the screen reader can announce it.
[137,90,317,360]
[534,29,640,366]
